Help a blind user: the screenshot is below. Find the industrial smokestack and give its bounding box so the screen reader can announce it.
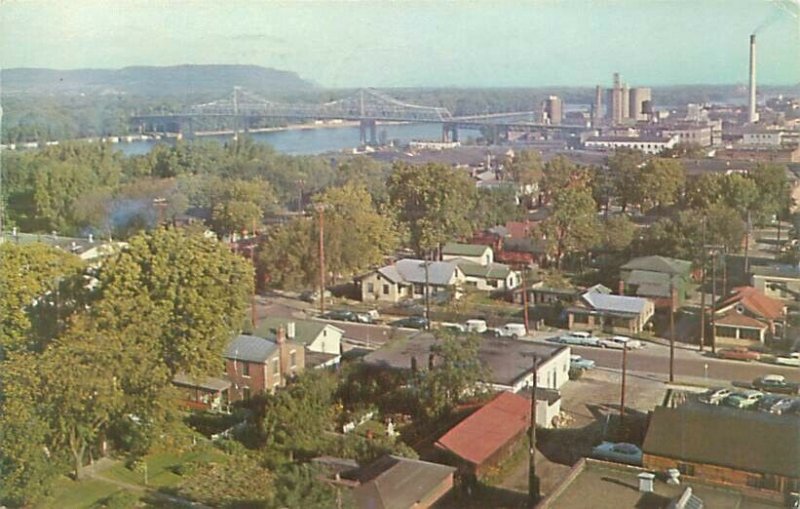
[749,34,759,123]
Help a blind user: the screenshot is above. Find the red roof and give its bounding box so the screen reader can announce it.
[715,312,768,329]
[716,286,785,320]
[434,392,530,466]
[505,221,533,239]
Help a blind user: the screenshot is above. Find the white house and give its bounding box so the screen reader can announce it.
[255,317,343,367]
[359,259,466,303]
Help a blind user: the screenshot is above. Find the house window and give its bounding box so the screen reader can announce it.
[746,475,762,489]
[242,387,251,400]
[677,463,695,476]
[289,350,297,369]
[382,284,390,295]
[488,280,498,288]
[241,362,250,378]
[573,313,589,324]
[273,357,280,375]
[414,283,424,295]
[367,282,374,293]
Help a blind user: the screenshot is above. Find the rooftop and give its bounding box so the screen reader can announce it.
[456,260,512,279]
[621,256,692,276]
[254,317,343,346]
[751,263,800,279]
[715,286,785,320]
[581,291,650,316]
[225,334,278,363]
[536,459,784,509]
[435,392,530,466]
[172,373,231,392]
[442,242,490,257]
[362,332,566,387]
[586,135,675,143]
[378,259,461,286]
[643,404,800,478]
[350,455,455,509]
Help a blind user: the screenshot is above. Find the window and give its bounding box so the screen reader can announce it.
[382,284,390,295]
[677,463,695,476]
[289,350,297,369]
[241,362,250,378]
[488,280,498,288]
[273,357,280,375]
[746,476,762,489]
[367,282,374,293]
[573,313,589,324]
[242,387,251,400]
[414,283,424,295]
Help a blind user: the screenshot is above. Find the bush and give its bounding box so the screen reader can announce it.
[568,367,585,381]
[93,491,140,509]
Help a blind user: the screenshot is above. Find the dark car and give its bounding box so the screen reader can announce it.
[752,374,800,395]
[391,316,429,329]
[321,310,358,322]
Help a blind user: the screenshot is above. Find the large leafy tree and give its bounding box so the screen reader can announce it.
[539,155,589,201]
[387,163,477,254]
[256,219,317,290]
[207,177,277,236]
[179,454,275,508]
[538,187,601,268]
[635,158,685,211]
[419,331,488,420]
[0,242,84,354]
[505,149,543,188]
[313,182,398,279]
[752,164,792,223]
[601,214,637,253]
[607,148,645,212]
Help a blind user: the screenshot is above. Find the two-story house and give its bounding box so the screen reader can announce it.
[255,317,343,368]
[225,330,305,402]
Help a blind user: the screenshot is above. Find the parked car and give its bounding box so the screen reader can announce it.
[752,374,800,395]
[355,310,379,324]
[716,347,761,362]
[321,309,358,322]
[599,336,643,350]
[699,387,732,405]
[557,331,601,347]
[775,352,800,367]
[391,316,429,330]
[757,394,795,415]
[590,442,643,466]
[465,319,488,334]
[570,355,596,370]
[494,323,528,339]
[300,289,332,303]
[722,390,764,409]
[439,322,466,333]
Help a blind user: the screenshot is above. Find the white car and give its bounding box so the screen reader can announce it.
[439,322,466,333]
[775,352,800,367]
[557,331,601,347]
[494,323,527,339]
[599,336,643,350]
[465,319,488,334]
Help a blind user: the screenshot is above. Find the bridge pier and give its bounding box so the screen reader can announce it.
[359,119,377,146]
[442,123,459,143]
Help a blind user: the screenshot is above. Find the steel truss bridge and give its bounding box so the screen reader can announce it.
[130,88,587,144]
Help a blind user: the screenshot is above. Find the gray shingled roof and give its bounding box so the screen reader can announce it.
[643,404,800,478]
[393,259,460,286]
[352,455,455,509]
[225,334,278,363]
[456,260,512,279]
[582,291,648,315]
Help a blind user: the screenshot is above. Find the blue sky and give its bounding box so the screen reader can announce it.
[1,0,798,87]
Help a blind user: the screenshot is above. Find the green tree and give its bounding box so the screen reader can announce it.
[504,149,543,188]
[313,183,398,279]
[538,187,601,268]
[539,155,588,201]
[208,177,276,236]
[273,464,345,509]
[752,164,792,223]
[472,185,525,228]
[636,158,685,211]
[419,331,488,419]
[607,148,644,212]
[719,173,760,217]
[601,214,636,252]
[387,163,477,254]
[256,219,317,290]
[684,173,723,210]
[179,455,274,508]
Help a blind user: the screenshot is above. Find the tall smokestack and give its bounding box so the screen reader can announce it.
[749,34,759,123]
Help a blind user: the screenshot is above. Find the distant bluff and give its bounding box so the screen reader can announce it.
[1,65,317,97]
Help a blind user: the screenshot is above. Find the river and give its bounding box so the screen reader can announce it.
[116,122,450,156]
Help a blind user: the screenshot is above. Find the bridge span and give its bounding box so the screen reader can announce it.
[130,88,588,145]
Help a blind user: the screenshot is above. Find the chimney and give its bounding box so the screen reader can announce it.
[428,353,435,370]
[638,472,655,493]
[287,322,296,340]
[276,325,286,344]
[88,233,94,243]
[749,34,759,123]
[666,468,681,485]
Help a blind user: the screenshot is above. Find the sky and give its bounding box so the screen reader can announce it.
[1,0,798,88]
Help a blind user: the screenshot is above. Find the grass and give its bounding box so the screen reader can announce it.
[38,477,124,509]
[103,447,228,489]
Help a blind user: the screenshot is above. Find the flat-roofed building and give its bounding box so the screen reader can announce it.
[584,135,678,155]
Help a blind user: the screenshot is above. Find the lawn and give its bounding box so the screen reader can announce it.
[38,477,123,509]
[103,447,228,489]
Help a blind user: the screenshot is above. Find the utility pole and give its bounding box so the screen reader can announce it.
[722,249,728,297]
[424,251,431,330]
[744,210,751,275]
[250,243,257,330]
[522,268,530,334]
[153,197,167,227]
[669,277,675,383]
[620,344,628,432]
[711,252,717,355]
[528,355,540,506]
[317,205,326,315]
[699,218,706,352]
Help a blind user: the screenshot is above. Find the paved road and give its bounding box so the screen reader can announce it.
[567,342,800,385]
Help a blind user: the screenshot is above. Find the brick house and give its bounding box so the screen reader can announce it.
[225,330,305,402]
[643,404,800,495]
